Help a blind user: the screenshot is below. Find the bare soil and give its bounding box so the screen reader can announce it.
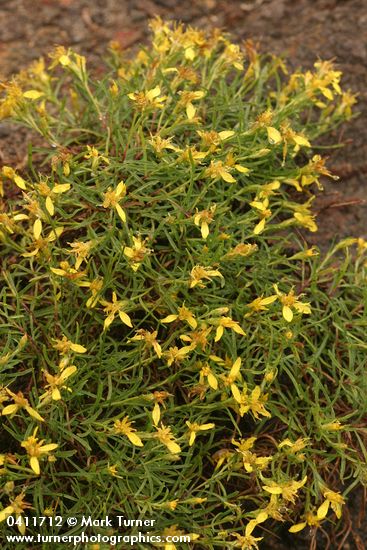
[0,1,366,548]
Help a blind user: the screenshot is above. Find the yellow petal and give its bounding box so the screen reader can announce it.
[254,218,266,235]
[218,131,235,140]
[53,184,71,193]
[127,432,143,447]
[59,54,70,66]
[45,196,54,216]
[25,406,45,422]
[116,181,126,197]
[14,175,27,190]
[50,268,66,276]
[70,343,87,353]
[289,522,307,533]
[231,384,242,403]
[23,90,44,100]
[263,485,282,495]
[0,506,15,522]
[267,126,282,145]
[60,366,77,380]
[40,443,58,453]
[30,456,40,475]
[235,164,250,174]
[116,204,126,222]
[161,314,178,324]
[119,311,133,328]
[123,246,134,258]
[52,388,62,401]
[293,135,311,147]
[187,103,196,120]
[220,170,236,183]
[33,218,42,239]
[282,305,293,322]
[230,357,242,377]
[208,373,218,390]
[167,441,181,454]
[2,404,18,416]
[317,499,330,519]
[215,326,224,342]
[201,222,209,240]
[152,403,160,426]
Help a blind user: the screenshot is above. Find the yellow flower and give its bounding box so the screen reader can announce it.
[278,437,310,456]
[262,476,307,504]
[289,511,320,533]
[161,304,197,329]
[257,180,281,199]
[40,366,77,402]
[102,181,127,222]
[185,421,215,446]
[148,134,179,155]
[224,243,258,259]
[0,210,28,234]
[67,240,94,270]
[177,146,207,164]
[273,284,311,322]
[84,145,110,171]
[189,265,223,288]
[0,493,32,535]
[221,42,244,71]
[150,391,172,426]
[245,294,277,316]
[231,510,267,549]
[288,246,319,260]
[50,260,86,281]
[180,325,212,351]
[21,428,58,475]
[52,336,87,355]
[123,235,151,271]
[291,200,318,232]
[48,46,71,68]
[22,226,64,259]
[209,315,246,342]
[113,416,143,447]
[317,489,345,520]
[204,154,249,184]
[212,448,234,469]
[199,362,218,390]
[2,389,44,422]
[0,82,23,120]
[193,205,216,239]
[320,420,344,431]
[100,292,133,331]
[35,181,70,216]
[128,86,166,110]
[77,277,104,308]
[220,357,242,393]
[177,90,205,119]
[231,384,271,419]
[164,345,192,367]
[197,130,234,152]
[130,329,162,358]
[1,166,27,190]
[232,437,271,473]
[154,424,181,454]
[250,198,272,235]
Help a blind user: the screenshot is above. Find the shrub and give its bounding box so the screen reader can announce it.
[0,18,365,549]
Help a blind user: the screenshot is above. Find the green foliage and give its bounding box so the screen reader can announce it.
[0,18,365,550]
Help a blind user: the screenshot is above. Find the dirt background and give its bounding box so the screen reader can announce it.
[0,0,366,548]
